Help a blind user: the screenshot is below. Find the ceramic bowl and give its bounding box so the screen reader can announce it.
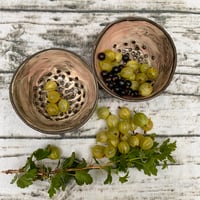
[93,17,177,101]
[10,48,98,134]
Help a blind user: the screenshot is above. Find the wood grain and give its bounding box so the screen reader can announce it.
[0,0,200,199]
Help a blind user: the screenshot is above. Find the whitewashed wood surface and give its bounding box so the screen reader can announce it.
[0,0,200,199]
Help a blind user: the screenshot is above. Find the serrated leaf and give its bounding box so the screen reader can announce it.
[62,152,76,169]
[33,148,50,160]
[119,172,129,183]
[75,170,93,185]
[16,169,37,188]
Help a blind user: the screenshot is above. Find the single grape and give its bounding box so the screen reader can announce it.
[125,60,139,72]
[104,145,117,158]
[115,52,122,63]
[46,103,59,116]
[47,90,60,103]
[139,63,150,73]
[120,67,135,81]
[133,112,149,128]
[140,136,154,150]
[118,106,131,120]
[104,49,116,61]
[135,73,148,84]
[130,80,139,91]
[99,60,113,72]
[58,99,70,113]
[107,128,120,138]
[91,145,105,159]
[135,133,145,146]
[120,132,131,141]
[47,145,61,160]
[118,120,131,134]
[146,67,159,80]
[130,119,137,131]
[138,82,153,97]
[44,80,58,91]
[128,135,140,147]
[118,141,130,154]
[108,135,119,147]
[142,118,153,132]
[96,130,108,143]
[97,106,110,119]
[106,114,119,129]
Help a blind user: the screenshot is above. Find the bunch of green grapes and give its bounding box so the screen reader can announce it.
[91,106,154,159]
[97,49,159,97]
[44,80,70,116]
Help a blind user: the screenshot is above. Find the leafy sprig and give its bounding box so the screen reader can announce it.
[2,138,176,198]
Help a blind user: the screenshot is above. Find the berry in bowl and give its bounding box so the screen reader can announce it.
[93,17,177,101]
[10,48,98,134]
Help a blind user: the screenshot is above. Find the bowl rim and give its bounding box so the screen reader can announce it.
[92,16,177,101]
[9,47,99,134]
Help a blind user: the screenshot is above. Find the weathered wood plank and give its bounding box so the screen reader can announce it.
[0,0,200,12]
[0,12,200,74]
[0,137,199,200]
[0,80,200,138]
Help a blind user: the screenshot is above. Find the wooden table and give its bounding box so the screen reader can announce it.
[0,0,200,199]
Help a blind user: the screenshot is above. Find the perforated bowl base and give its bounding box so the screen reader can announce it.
[33,68,86,121]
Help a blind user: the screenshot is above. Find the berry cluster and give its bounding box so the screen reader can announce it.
[97,49,159,97]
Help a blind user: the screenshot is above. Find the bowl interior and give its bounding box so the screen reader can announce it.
[93,17,176,101]
[10,49,98,134]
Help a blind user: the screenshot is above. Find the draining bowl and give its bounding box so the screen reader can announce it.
[10,48,98,134]
[93,17,177,101]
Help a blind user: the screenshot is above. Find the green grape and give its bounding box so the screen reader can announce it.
[107,128,120,138]
[140,136,154,150]
[104,145,117,158]
[138,82,153,97]
[118,120,131,134]
[125,60,139,72]
[115,52,122,63]
[46,103,59,116]
[135,72,148,84]
[99,60,113,72]
[96,130,108,143]
[47,90,60,103]
[130,80,139,91]
[118,106,131,120]
[130,119,137,131]
[44,80,58,91]
[47,145,61,160]
[120,132,131,141]
[146,67,159,80]
[108,135,119,147]
[118,141,130,154]
[133,112,148,128]
[97,106,110,119]
[142,118,153,132]
[120,67,135,81]
[91,145,105,159]
[128,135,140,147]
[106,114,119,129]
[135,133,145,146]
[58,99,70,113]
[139,63,150,73]
[104,49,116,61]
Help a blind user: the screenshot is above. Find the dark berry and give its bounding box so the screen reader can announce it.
[112,66,122,74]
[125,80,132,88]
[118,79,126,88]
[98,52,106,60]
[122,54,129,62]
[101,71,108,79]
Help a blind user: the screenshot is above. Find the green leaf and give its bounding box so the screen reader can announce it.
[33,148,50,160]
[119,172,129,183]
[104,167,112,184]
[10,174,18,184]
[62,152,76,169]
[16,169,37,188]
[75,170,93,185]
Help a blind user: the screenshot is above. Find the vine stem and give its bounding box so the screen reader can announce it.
[0,162,115,176]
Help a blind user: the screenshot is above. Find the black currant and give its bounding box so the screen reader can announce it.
[122,54,129,62]
[98,52,106,60]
